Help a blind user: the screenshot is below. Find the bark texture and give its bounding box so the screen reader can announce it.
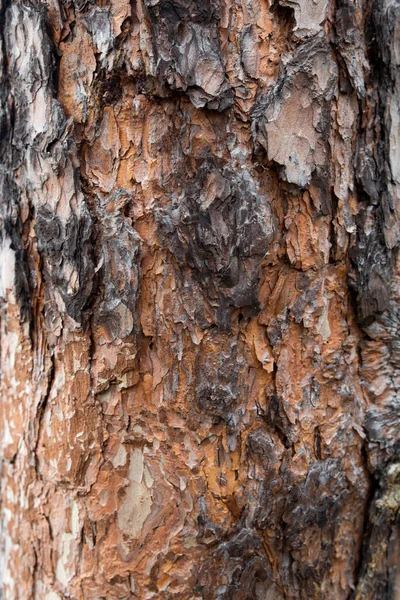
[0,0,399,598]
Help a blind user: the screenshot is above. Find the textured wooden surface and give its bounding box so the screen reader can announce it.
[0,0,399,598]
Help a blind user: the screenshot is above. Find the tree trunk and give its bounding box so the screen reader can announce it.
[0,0,399,598]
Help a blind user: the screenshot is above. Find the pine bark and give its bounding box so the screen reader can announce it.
[0,0,399,598]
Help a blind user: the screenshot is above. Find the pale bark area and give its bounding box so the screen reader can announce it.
[0,0,399,598]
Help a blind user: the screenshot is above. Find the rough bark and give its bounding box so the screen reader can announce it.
[0,0,399,598]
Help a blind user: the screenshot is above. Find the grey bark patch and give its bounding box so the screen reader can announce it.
[240,25,260,79]
[365,402,400,470]
[93,191,141,342]
[252,36,338,188]
[0,174,32,322]
[334,0,367,97]
[247,427,284,468]
[80,7,114,62]
[158,158,275,311]
[35,205,95,324]
[349,207,392,322]
[2,2,99,326]
[144,0,234,110]
[273,0,328,38]
[353,461,400,600]
[36,207,65,265]
[254,458,348,590]
[349,0,400,325]
[196,529,277,600]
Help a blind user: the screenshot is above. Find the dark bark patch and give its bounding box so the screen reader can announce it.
[158,158,275,312]
[144,0,234,110]
[35,205,94,324]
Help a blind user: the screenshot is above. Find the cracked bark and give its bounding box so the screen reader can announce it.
[0,0,399,598]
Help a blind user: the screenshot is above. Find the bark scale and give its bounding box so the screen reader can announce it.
[0,0,399,598]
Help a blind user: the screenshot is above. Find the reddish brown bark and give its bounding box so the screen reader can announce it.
[0,0,399,598]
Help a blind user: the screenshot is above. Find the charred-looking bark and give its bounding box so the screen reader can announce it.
[0,0,399,597]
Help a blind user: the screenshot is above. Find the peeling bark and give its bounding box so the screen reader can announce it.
[0,0,399,598]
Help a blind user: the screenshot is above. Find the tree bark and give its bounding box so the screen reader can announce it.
[0,0,399,598]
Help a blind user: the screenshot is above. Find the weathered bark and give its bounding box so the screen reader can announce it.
[0,0,399,598]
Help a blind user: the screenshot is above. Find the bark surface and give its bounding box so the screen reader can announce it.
[0,0,399,598]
